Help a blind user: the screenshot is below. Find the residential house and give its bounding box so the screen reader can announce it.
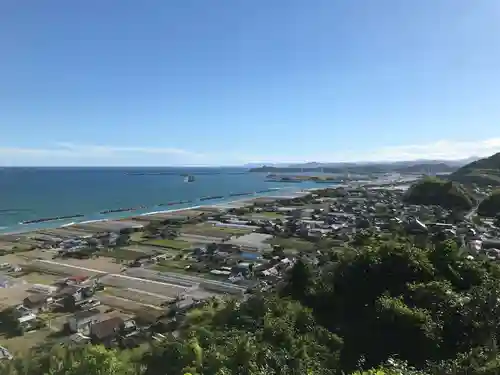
[23,294,53,313]
[90,316,124,346]
[0,346,13,361]
[68,309,102,334]
[58,284,95,309]
[13,305,37,331]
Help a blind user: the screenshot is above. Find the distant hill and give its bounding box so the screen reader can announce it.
[449,152,500,186]
[249,162,458,174]
[403,177,475,211]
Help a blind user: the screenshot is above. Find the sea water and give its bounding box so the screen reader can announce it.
[0,167,329,234]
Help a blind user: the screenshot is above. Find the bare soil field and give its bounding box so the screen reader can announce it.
[22,249,57,260]
[98,248,151,262]
[178,234,224,244]
[0,253,31,266]
[119,244,160,254]
[100,274,188,297]
[97,294,163,313]
[0,241,15,251]
[29,260,103,278]
[20,272,58,285]
[181,223,248,239]
[0,283,31,309]
[57,257,124,273]
[0,328,52,355]
[40,228,95,238]
[101,287,170,306]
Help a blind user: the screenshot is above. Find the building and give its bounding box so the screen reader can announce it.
[57,284,96,309]
[227,233,273,252]
[68,310,102,334]
[23,294,52,313]
[0,346,13,361]
[90,316,125,345]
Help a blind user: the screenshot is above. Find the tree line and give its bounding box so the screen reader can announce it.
[4,235,500,374]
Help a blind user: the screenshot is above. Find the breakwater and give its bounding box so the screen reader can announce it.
[0,166,326,234]
[20,214,85,225]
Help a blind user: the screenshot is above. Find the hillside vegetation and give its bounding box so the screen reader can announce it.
[449,152,500,186]
[403,177,474,210]
[6,236,500,374]
[477,189,500,217]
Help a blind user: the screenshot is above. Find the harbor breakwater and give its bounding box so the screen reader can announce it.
[1,179,333,235]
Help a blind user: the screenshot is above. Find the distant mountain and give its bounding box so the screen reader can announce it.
[242,163,292,168]
[249,162,458,175]
[449,152,500,186]
[285,158,477,169]
[247,158,475,170]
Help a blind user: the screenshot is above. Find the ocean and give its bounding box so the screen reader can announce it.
[0,167,324,234]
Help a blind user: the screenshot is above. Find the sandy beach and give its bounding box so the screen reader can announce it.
[0,185,325,237]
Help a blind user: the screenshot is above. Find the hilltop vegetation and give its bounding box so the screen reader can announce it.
[5,235,500,374]
[449,152,500,186]
[403,177,474,210]
[477,189,500,217]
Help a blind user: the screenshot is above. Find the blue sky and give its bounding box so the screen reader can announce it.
[1,0,500,166]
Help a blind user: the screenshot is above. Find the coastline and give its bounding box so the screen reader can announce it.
[0,184,334,236]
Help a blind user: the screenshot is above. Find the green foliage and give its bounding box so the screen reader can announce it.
[143,295,342,375]
[0,345,137,375]
[403,177,474,210]
[450,152,500,187]
[281,238,500,373]
[477,189,500,217]
[8,234,500,375]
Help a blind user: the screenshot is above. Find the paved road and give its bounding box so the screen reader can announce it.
[465,206,478,221]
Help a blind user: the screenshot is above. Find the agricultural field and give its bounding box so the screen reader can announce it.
[0,240,34,253]
[97,248,150,261]
[145,238,190,250]
[0,328,53,356]
[181,223,252,238]
[129,232,146,242]
[152,259,193,274]
[251,212,286,219]
[17,272,58,285]
[266,237,315,252]
[100,287,169,307]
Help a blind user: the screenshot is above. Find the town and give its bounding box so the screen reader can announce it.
[0,175,499,361]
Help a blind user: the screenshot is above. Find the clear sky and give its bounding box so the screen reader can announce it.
[1,0,500,166]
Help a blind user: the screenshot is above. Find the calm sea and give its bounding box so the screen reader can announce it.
[0,167,324,234]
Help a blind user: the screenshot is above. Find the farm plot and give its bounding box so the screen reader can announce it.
[97,294,163,313]
[144,239,190,250]
[181,223,251,238]
[99,274,188,298]
[97,248,150,261]
[101,287,171,306]
[266,237,315,252]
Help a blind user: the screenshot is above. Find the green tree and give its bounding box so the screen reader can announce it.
[282,258,315,302]
[0,345,138,375]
